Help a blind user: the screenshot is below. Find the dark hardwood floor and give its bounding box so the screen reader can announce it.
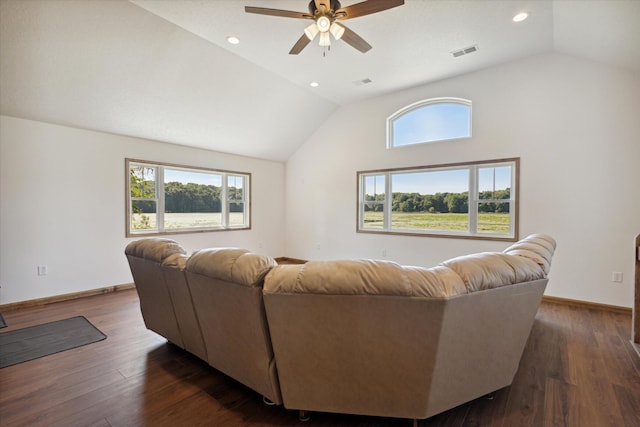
[1,289,639,427]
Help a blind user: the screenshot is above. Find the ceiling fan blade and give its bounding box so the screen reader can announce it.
[245,6,311,19]
[336,0,404,20]
[340,25,372,53]
[289,34,312,55]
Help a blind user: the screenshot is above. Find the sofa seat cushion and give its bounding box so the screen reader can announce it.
[186,248,276,287]
[263,260,467,298]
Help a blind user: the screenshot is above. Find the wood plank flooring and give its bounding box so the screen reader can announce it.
[0,289,638,427]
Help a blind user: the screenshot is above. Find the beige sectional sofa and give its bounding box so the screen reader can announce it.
[125,238,207,360]
[125,234,556,423]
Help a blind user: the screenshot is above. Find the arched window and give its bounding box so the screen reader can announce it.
[387,98,471,148]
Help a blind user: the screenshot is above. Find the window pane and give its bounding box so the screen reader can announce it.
[363,203,384,228]
[227,175,244,205]
[164,169,222,230]
[478,166,512,200]
[131,200,157,231]
[478,202,511,234]
[228,175,244,201]
[362,174,385,229]
[130,163,157,231]
[390,169,469,231]
[229,206,245,227]
[228,176,246,227]
[392,102,470,147]
[130,165,156,198]
[364,175,385,202]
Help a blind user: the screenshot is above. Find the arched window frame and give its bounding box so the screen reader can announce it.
[387,97,472,149]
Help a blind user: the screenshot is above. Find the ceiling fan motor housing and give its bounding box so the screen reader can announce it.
[308,0,342,15]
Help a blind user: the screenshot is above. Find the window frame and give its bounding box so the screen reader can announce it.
[357,158,519,242]
[125,158,251,237]
[387,97,472,148]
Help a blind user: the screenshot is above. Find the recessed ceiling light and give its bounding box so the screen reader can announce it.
[310,81,319,87]
[226,36,240,45]
[513,12,528,22]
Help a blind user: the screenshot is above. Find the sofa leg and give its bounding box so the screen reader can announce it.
[298,410,310,422]
[262,396,276,406]
[411,419,418,427]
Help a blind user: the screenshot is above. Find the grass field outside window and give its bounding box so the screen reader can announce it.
[132,212,246,231]
[364,211,510,234]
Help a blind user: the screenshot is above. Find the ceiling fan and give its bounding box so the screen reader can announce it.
[245,0,404,54]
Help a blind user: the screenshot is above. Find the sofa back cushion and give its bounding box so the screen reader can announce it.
[125,238,186,263]
[264,234,556,299]
[441,233,555,292]
[186,248,275,287]
[503,233,556,274]
[264,260,467,298]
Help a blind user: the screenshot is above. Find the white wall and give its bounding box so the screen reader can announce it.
[285,53,640,308]
[2,53,638,308]
[0,116,285,304]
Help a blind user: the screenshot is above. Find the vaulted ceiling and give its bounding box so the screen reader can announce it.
[1,0,638,161]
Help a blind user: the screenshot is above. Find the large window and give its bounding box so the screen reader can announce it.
[388,98,471,148]
[126,159,250,236]
[358,158,518,241]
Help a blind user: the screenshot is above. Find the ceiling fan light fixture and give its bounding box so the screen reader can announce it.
[319,31,331,46]
[304,22,319,40]
[316,15,331,32]
[329,22,344,40]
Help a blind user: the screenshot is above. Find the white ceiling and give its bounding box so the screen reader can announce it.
[1,0,639,161]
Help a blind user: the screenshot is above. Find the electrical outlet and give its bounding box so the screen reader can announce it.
[382,249,387,257]
[37,265,48,276]
[612,272,623,283]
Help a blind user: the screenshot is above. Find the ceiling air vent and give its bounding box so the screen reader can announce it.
[451,44,479,58]
[353,78,373,86]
